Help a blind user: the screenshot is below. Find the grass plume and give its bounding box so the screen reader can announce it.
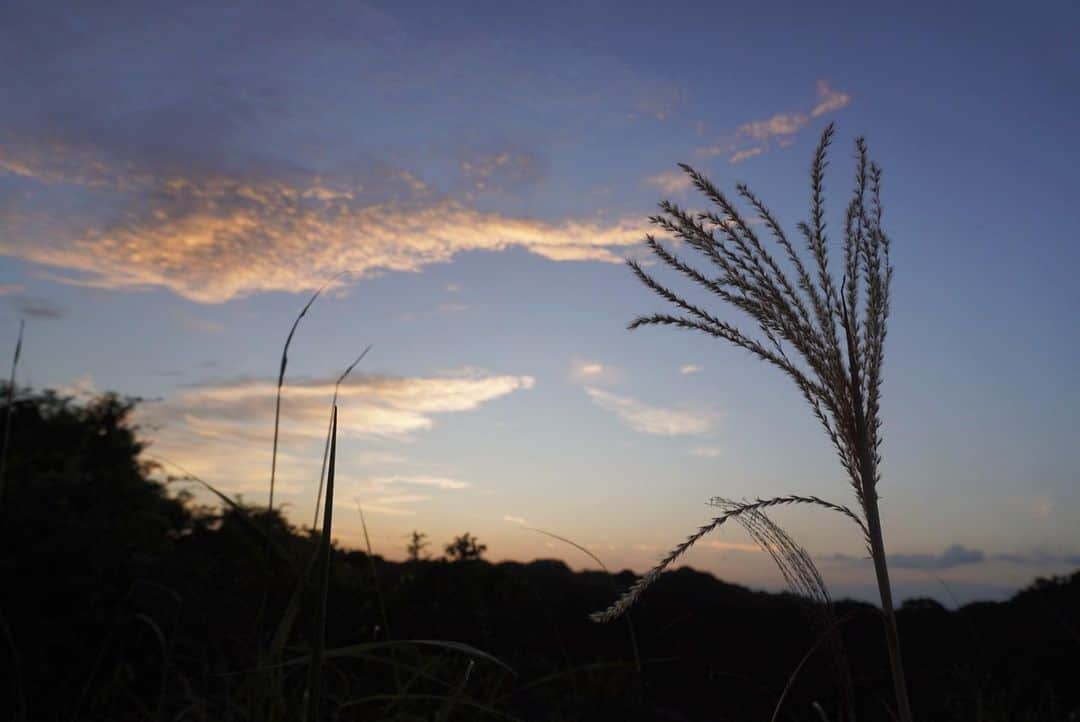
[591,494,862,623]
[599,124,914,721]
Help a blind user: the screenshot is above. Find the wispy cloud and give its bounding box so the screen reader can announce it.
[829,544,985,570]
[503,515,528,525]
[56,372,98,399]
[891,545,985,570]
[702,540,762,553]
[163,370,535,440]
[460,150,543,195]
[0,142,645,304]
[690,446,723,458]
[570,359,623,385]
[679,364,702,375]
[141,369,531,504]
[694,80,851,163]
[352,475,471,516]
[729,146,765,164]
[367,475,471,490]
[810,80,852,118]
[585,387,712,436]
[644,169,693,194]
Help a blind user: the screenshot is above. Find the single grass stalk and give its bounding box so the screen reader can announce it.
[313,345,371,530]
[306,405,337,722]
[770,613,854,722]
[269,639,514,677]
[269,274,343,512]
[524,527,642,678]
[603,125,913,721]
[356,501,401,693]
[152,454,296,571]
[0,319,24,513]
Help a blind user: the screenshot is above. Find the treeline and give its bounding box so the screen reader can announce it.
[0,386,1077,721]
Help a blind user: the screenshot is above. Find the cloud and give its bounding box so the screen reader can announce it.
[694,80,851,163]
[0,142,645,304]
[810,80,852,118]
[729,146,765,164]
[460,150,543,194]
[690,446,723,458]
[164,370,535,440]
[56,372,98,399]
[679,364,702,375]
[437,302,470,313]
[890,544,985,570]
[830,546,1080,571]
[351,475,471,516]
[8,295,65,319]
[736,82,850,142]
[570,359,623,385]
[738,115,808,142]
[367,475,471,490]
[990,550,1080,566]
[702,540,762,553]
[139,369,531,506]
[503,515,528,525]
[0,284,25,296]
[831,545,986,570]
[585,387,712,436]
[644,169,693,194]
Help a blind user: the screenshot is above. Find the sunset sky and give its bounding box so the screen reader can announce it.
[2,1,1078,604]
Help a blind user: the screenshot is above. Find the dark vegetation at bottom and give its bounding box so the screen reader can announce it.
[0,387,1077,721]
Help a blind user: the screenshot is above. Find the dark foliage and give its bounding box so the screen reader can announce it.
[0,386,1077,721]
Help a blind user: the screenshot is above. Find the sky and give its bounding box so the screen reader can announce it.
[1,0,1078,605]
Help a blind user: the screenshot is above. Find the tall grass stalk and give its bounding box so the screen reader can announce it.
[0,319,24,512]
[306,405,337,722]
[313,345,371,530]
[596,124,913,721]
[524,527,641,678]
[269,275,342,512]
[356,501,401,693]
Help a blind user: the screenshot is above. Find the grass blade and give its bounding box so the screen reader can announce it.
[770,614,853,722]
[269,273,344,512]
[313,344,371,530]
[0,319,24,513]
[357,501,400,692]
[276,640,515,678]
[524,527,642,678]
[306,405,337,722]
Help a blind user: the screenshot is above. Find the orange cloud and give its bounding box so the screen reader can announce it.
[0,143,645,303]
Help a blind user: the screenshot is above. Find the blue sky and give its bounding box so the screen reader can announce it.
[1,0,1078,604]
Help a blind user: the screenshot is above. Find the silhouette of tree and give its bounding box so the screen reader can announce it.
[406,529,430,561]
[444,531,486,562]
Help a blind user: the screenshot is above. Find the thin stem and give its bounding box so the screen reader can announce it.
[0,319,24,513]
[864,492,913,722]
